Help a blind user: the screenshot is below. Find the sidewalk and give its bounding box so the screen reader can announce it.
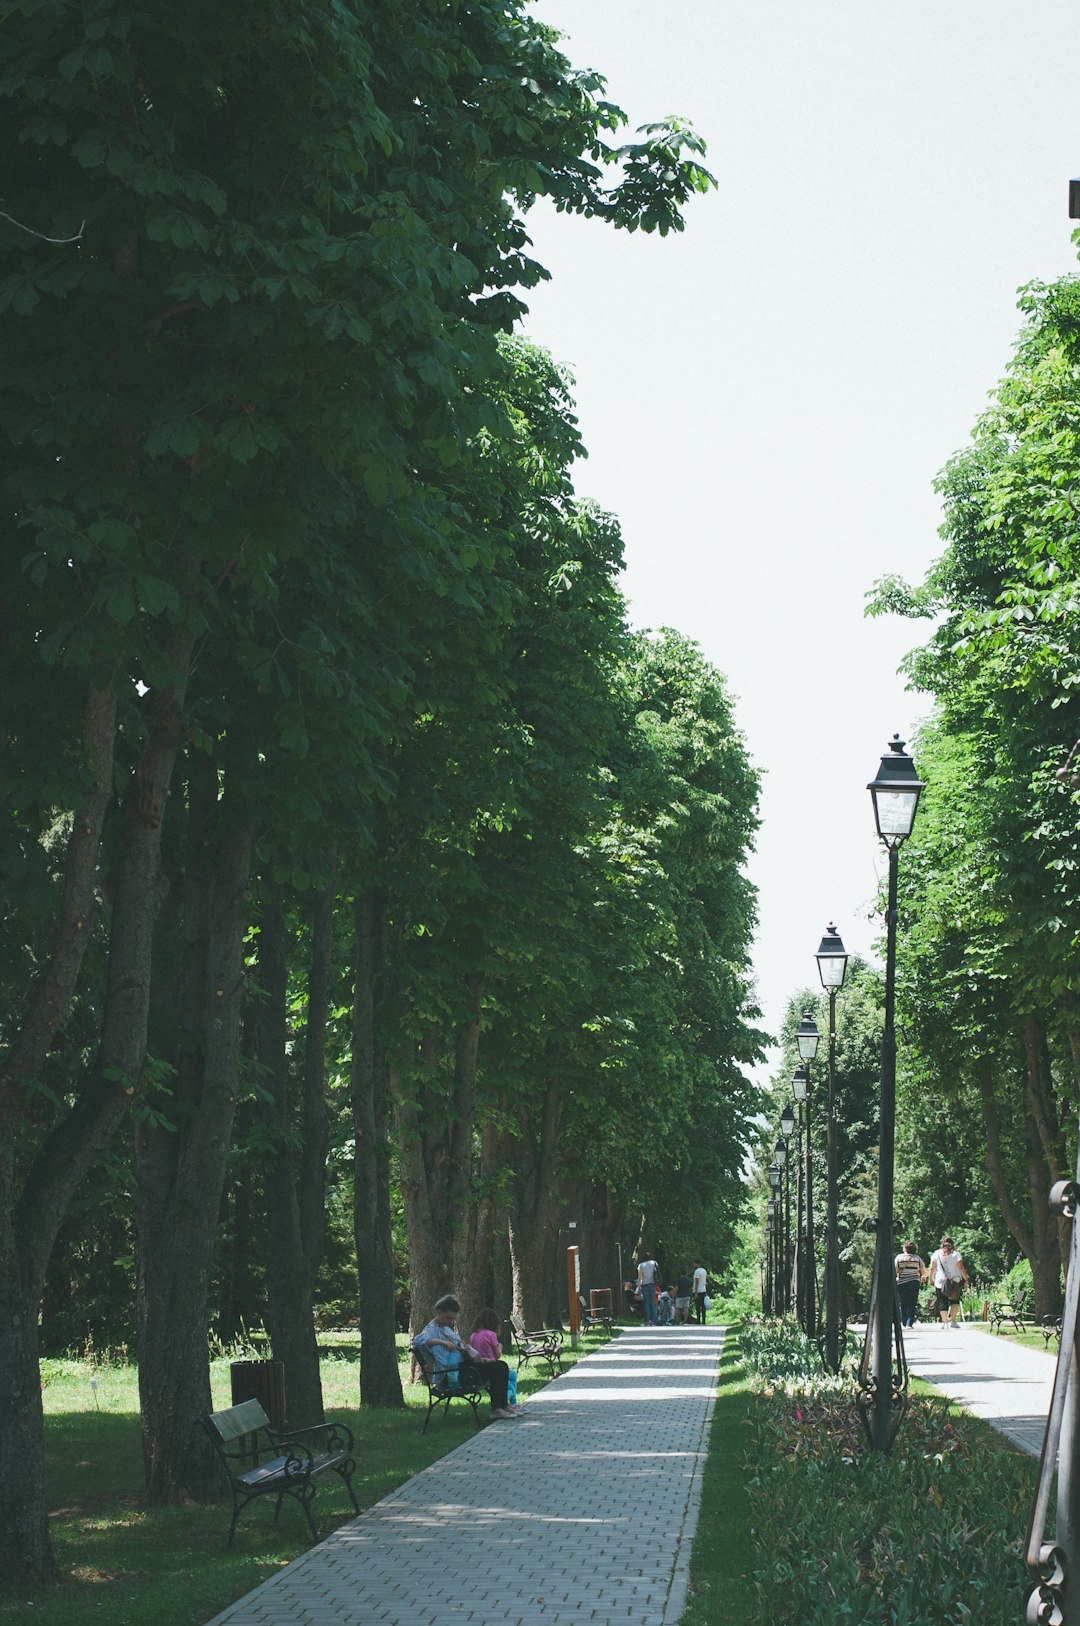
[901,1321,1056,1455]
[206,1325,726,1626]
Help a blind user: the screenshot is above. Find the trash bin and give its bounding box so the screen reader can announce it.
[590,1288,613,1314]
[230,1359,286,1430]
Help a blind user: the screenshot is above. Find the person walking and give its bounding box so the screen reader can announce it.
[894,1239,927,1327]
[928,1235,969,1326]
[637,1253,661,1324]
[692,1260,708,1325]
[674,1270,693,1324]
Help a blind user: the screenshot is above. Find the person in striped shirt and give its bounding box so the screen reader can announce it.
[894,1239,927,1327]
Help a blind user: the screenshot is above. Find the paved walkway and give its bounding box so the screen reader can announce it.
[207,1325,726,1626]
[901,1321,1056,1454]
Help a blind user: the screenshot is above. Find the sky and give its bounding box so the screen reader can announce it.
[522,0,1080,1079]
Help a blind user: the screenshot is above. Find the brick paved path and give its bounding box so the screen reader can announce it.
[206,1325,726,1626]
[901,1321,1055,1455]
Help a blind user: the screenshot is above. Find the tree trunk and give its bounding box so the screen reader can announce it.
[976,1063,1035,1261]
[396,1032,452,1340]
[0,642,191,1587]
[0,680,116,1122]
[1021,1036,1065,1320]
[352,890,404,1407]
[395,976,484,1338]
[507,1078,565,1328]
[137,766,253,1503]
[259,885,326,1429]
[456,1118,499,1324]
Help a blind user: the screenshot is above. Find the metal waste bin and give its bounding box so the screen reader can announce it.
[590,1288,613,1314]
[230,1359,286,1429]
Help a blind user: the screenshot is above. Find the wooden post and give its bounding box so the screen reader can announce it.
[567,1246,581,1346]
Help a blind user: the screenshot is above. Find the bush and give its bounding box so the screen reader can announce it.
[1003,1256,1034,1303]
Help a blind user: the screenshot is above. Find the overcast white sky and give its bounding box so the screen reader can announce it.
[522,0,1080,1077]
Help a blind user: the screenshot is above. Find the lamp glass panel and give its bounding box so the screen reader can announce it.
[792,1072,807,1102]
[874,788,919,839]
[796,1032,819,1060]
[817,955,846,989]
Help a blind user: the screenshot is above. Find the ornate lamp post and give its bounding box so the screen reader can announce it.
[1025,729,1080,1619]
[766,1197,778,1314]
[791,1062,808,1327]
[858,735,924,1454]
[775,1137,789,1313]
[795,1013,821,1339]
[781,1104,796,1312]
[816,923,850,1373]
[767,1166,781,1316]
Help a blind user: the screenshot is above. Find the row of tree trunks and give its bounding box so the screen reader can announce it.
[976,1014,1069,1322]
[395,977,485,1339]
[1,642,193,1587]
[136,753,253,1504]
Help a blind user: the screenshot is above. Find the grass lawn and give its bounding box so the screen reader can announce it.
[681,1327,754,1624]
[11,1330,611,1626]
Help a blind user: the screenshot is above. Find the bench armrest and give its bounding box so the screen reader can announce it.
[273,1420,354,1454]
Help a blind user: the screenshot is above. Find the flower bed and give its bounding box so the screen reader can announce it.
[741,1321,1036,1625]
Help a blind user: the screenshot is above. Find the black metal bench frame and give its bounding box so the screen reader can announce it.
[988,1287,1030,1334]
[510,1313,564,1378]
[1041,1314,1064,1349]
[577,1293,614,1332]
[196,1398,358,1546]
[411,1342,487,1432]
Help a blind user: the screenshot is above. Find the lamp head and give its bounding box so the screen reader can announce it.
[792,1063,808,1103]
[868,735,924,846]
[795,1010,820,1061]
[815,922,849,991]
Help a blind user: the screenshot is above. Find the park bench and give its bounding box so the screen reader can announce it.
[577,1293,614,1333]
[410,1341,487,1433]
[988,1287,1030,1334]
[1040,1314,1064,1350]
[510,1312,564,1378]
[196,1398,358,1546]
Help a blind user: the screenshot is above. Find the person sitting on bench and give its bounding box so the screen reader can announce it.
[413,1294,518,1420]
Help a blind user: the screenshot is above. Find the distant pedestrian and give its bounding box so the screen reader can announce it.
[894,1239,927,1327]
[692,1260,708,1325]
[657,1285,673,1325]
[928,1236,969,1326]
[674,1271,693,1324]
[637,1253,661,1324]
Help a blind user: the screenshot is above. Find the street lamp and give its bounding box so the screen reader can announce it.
[780,1105,796,1316]
[858,735,924,1455]
[795,1017,820,1340]
[775,1137,789,1313]
[766,1196,778,1315]
[767,1167,781,1317]
[816,923,850,1373]
[791,1063,808,1326]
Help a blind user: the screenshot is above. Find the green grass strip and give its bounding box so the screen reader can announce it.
[681,1326,755,1623]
